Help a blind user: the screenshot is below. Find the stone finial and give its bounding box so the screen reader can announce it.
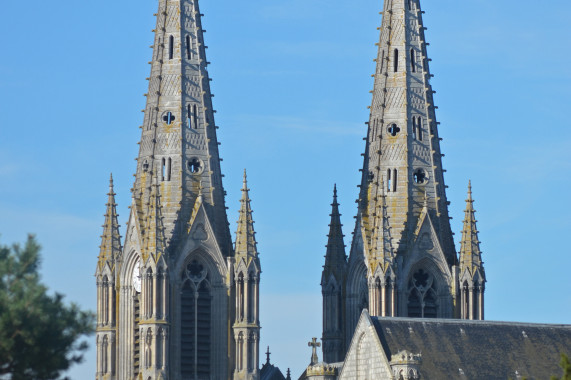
[324,184,346,270]
[265,346,271,365]
[286,368,291,380]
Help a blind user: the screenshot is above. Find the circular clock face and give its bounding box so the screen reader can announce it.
[132,261,141,293]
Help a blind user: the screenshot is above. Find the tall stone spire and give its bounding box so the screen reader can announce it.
[321,185,347,363]
[357,0,456,263]
[97,174,122,273]
[341,0,461,349]
[132,0,231,255]
[104,1,251,378]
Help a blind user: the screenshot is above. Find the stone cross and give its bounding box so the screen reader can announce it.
[308,337,321,365]
[265,346,271,365]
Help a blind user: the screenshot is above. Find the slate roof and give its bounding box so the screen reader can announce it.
[260,362,286,380]
[372,317,571,380]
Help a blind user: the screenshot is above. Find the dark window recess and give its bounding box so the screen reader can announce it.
[186,35,191,60]
[394,49,399,72]
[191,104,196,129]
[162,158,166,181]
[163,112,175,125]
[408,0,413,11]
[388,124,400,137]
[143,160,149,172]
[368,171,374,183]
[417,117,423,141]
[387,169,392,192]
[410,49,416,73]
[393,169,398,192]
[193,105,198,129]
[167,158,172,181]
[412,118,417,140]
[188,158,202,173]
[413,169,427,184]
[169,35,174,60]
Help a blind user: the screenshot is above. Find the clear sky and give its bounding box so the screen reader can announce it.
[1,0,570,378]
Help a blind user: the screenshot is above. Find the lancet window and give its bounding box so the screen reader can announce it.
[181,260,211,378]
[407,269,438,318]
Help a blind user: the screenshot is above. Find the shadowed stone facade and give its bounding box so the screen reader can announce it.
[95,1,261,379]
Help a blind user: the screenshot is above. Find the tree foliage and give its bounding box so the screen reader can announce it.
[551,353,571,380]
[0,235,94,380]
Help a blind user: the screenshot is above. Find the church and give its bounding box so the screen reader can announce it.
[94,0,570,379]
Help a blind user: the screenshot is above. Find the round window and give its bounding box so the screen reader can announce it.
[413,168,429,184]
[387,123,401,137]
[162,111,176,125]
[188,158,204,174]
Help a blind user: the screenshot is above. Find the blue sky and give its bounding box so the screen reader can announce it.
[1,0,570,378]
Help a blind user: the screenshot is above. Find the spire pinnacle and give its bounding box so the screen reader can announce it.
[235,171,258,258]
[97,173,122,273]
[324,185,346,269]
[459,181,484,278]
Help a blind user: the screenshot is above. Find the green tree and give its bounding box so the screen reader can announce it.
[551,353,571,380]
[0,235,94,380]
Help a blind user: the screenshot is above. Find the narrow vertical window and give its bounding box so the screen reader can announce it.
[187,104,192,129]
[408,0,413,11]
[417,117,423,141]
[380,50,385,73]
[186,35,191,60]
[387,169,392,192]
[161,158,166,181]
[167,158,172,181]
[410,49,416,73]
[394,49,399,72]
[193,104,198,129]
[393,169,398,192]
[412,117,417,140]
[169,35,174,60]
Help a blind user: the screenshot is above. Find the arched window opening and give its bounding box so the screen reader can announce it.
[187,104,192,129]
[412,117,417,140]
[417,117,423,141]
[238,273,245,321]
[410,49,416,73]
[247,333,254,371]
[161,158,166,181]
[387,169,392,192]
[146,268,154,318]
[248,276,255,323]
[407,268,438,318]
[156,269,163,318]
[186,35,192,60]
[393,169,398,192]
[181,260,211,378]
[193,105,198,129]
[102,276,109,325]
[145,329,152,368]
[394,49,399,72]
[167,158,172,182]
[169,35,174,60]
[408,0,413,11]
[102,336,109,373]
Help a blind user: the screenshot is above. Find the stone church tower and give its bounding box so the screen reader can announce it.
[321,0,486,363]
[95,0,261,379]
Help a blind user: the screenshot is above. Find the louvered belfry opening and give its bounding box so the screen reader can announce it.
[181,260,212,379]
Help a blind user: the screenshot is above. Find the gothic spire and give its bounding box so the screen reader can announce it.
[370,179,394,274]
[356,0,456,264]
[322,185,347,283]
[97,174,122,273]
[234,170,258,259]
[459,181,484,278]
[132,0,231,255]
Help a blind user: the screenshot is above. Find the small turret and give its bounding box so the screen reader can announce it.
[459,181,485,320]
[321,185,347,363]
[95,174,122,380]
[233,170,261,379]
